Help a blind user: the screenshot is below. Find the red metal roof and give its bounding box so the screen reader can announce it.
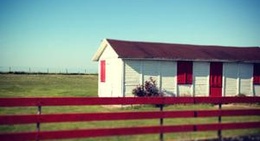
[107,39,260,62]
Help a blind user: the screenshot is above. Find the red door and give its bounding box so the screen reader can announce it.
[210,62,223,97]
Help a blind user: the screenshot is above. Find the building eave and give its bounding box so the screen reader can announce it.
[91,39,110,61]
[120,57,260,63]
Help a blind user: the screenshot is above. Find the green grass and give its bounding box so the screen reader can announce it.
[0,74,97,97]
[0,74,259,141]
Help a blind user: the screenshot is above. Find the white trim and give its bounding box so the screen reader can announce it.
[122,60,125,97]
[192,64,195,97]
[222,64,225,97]
[92,39,108,61]
[206,63,210,97]
[252,76,255,96]
[92,39,119,61]
[237,63,241,95]
[158,61,162,91]
[140,61,144,85]
[206,69,210,97]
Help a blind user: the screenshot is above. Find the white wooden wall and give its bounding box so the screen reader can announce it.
[98,45,123,97]
[255,86,260,96]
[143,61,159,83]
[193,62,210,96]
[223,63,254,96]
[124,60,177,96]
[224,63,238,96]
[124,60,141,97]
[239,63,253,95]
[110,59,123,97]
[160,61,177,95]
[122,59,256,97]
[178,85,192,96]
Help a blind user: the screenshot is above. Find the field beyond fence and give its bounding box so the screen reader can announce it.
[0,74,260,141]
[0,97,260,141]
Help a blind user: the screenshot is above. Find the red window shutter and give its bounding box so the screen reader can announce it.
[177,61,193,84]
[253,63,260,84]
[178,73,186,84]
[100,60,106,82]
[186,62,193,84]
[177,61,185,84]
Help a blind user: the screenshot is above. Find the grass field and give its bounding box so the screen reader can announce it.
[0,74,98,97]
[0,74,259,141]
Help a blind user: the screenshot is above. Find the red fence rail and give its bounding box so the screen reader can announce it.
[0,97,260,141]
[1,97,260,106]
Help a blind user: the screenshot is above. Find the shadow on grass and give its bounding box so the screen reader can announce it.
[198,134,260,141]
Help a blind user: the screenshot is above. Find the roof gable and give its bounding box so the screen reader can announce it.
[105,39,260,62]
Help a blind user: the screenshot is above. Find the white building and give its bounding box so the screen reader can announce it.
[92,39,260,97]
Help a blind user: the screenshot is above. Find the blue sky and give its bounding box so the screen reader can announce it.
[0,0,260,73]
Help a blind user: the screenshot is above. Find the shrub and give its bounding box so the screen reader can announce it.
[132,85,146,97]
[132,77,160,97]
[236,93,247,97]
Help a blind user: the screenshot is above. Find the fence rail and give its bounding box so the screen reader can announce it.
[0,97,260,141]
[1,97,260,106]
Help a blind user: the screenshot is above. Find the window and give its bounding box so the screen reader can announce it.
[177,61,193,84]
[253,63,260,85]
[100,60,106,82]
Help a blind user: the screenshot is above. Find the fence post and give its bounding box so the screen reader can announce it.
[36,105,42,141]
[218,103,222,141]
[159,104,164,141]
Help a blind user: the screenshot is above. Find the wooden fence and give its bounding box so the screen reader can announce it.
[0,97,260,141]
